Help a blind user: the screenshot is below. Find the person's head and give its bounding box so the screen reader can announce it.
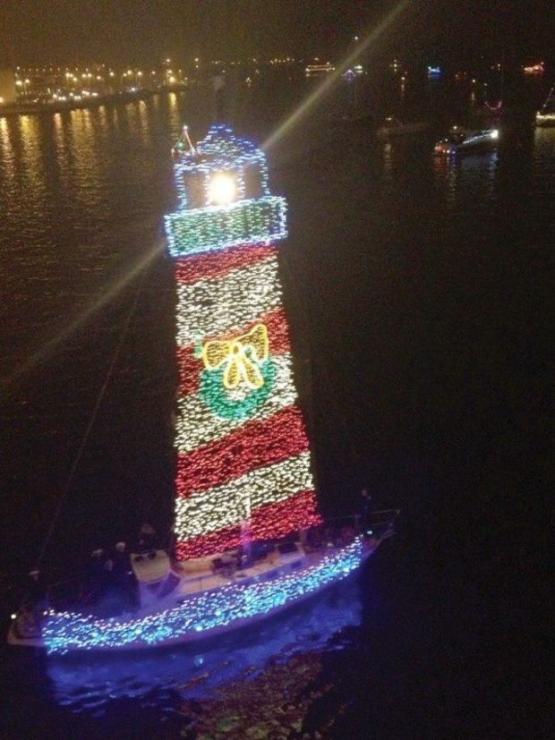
[29,568,40,580]
[91,548,104,558]
[115,542,126,553]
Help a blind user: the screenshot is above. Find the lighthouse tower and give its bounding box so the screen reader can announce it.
[165,125,321,561]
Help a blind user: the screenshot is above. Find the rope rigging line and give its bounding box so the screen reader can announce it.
[36,259,152,567]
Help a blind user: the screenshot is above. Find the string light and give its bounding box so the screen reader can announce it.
[175,244,277,285]
[174,355,298,451]
[176,406,309,497]
[202,324,269,390]
[176,490,321,560]
[175,253,283,346]
[43,539,364,653]
[165,196,287,257]
[175,452,313,540]
[166,125,320,559]
[165,124,287,257]
[172,124,270,204]
[177,307,291,397]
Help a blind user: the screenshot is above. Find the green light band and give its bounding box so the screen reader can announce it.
[165,196,287,257]
[200,360,276,421]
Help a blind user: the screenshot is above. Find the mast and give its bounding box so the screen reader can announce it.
[165,125,322,560]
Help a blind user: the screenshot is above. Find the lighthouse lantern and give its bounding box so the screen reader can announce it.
[165,125,287,257]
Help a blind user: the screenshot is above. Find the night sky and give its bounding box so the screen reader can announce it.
[1,0,553,68]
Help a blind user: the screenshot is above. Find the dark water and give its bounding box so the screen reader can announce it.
[0,75,552,737]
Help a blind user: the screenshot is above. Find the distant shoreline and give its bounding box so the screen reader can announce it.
[0,86,187,118]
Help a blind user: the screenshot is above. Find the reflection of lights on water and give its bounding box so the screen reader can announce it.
[383,142,393,181]
[47,575,364,710]
[263,0,411,150]
[0,116,10,152]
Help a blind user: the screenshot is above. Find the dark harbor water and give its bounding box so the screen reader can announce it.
[0,74,552,737]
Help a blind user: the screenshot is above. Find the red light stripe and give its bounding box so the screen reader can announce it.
[176,347,202,396]
[175,490,322,560]
[176,307,292,397]
[176,405,310,497]
[175,244,277,285]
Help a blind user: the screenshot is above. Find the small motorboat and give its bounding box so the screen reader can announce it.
[535,86,555,127]
[434,126,500,156]
[376,116,429,140]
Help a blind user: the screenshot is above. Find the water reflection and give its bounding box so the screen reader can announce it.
[533,126,555,160]
[47,576,362,715]
[0,116,15,189]
[382,141,394,188]
[433,150,498,210]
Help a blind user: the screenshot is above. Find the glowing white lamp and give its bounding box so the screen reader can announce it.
[208,173,237,205]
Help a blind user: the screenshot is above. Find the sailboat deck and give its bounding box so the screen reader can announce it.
[175,548,306,597]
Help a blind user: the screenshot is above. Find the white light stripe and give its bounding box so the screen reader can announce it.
[175,354,298,453]
[174,452,314,539]
[176,256,282,346]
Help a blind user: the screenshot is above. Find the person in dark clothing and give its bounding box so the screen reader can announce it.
[137,523,157,552]
[84,548,106,603]
[359,487,372,528]
[112,542,137,609]
[112,542,129,580]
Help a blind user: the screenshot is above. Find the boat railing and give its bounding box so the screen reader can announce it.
[10,510,400,619]
[319,508,400,530]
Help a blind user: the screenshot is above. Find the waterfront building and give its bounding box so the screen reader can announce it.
[0,68,17,104]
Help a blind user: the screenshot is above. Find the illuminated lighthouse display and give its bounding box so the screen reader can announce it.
[165,125,322,561]
[8,124,395,654]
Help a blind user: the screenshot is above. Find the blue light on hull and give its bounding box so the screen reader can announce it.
[43,540,364,654]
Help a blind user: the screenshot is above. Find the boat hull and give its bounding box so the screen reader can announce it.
[8,536,383,654]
